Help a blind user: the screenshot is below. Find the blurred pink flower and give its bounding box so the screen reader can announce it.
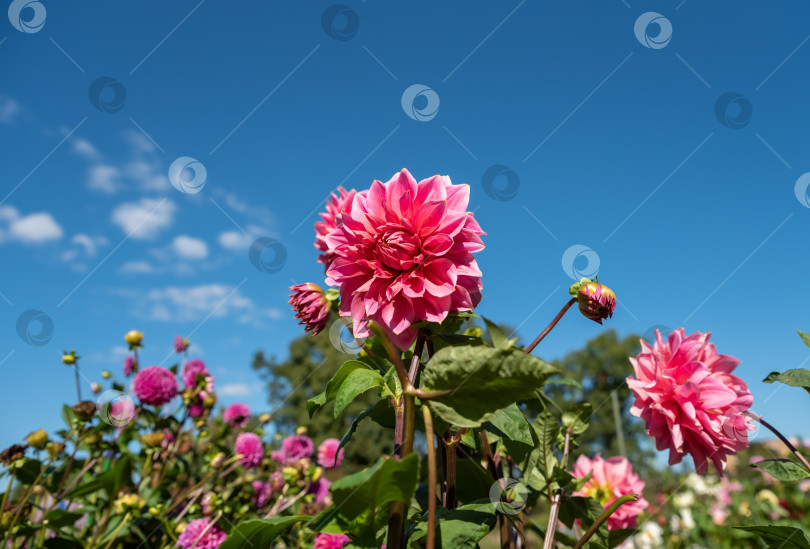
[234,432,265,468]
[326,169,485,350]
[317,438,345,469]
[309,477,332,504]
[717,477,742,506]
[110,399,136,425]
[189,401,204,418]
[181,359,209,388]
[280,434,314,462]
[123,356,135,377]
[572,454,648,530]
[268,471,284,490]
[176,518,226,549]
[315,186,358,269]
[132,366,178,406]
[289,283,330,336]
[252,480,272,507]
[174,335,190,353]
[270,450,285,463]
[223,402,251,427]
[627,328,754,475]
[313,533,350,549]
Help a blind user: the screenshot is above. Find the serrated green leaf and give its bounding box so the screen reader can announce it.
[219,516,308,549]
[751,459,810,481]
[763,369,810,391]
[420,346,559,428]
[334,368,383,417]
[798,330,810,349]
[734,525,810,549]
[486,403,533,446]
[528,411,559,492]
[307,391,327,419]
[482,316,509,349]
[562,402,593,435]
[407,500,497,548]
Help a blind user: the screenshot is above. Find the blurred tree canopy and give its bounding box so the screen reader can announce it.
[251,325,391,471]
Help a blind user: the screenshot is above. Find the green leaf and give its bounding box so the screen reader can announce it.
[336,400,389,463]
[763,369,810,391]
[334,368,384,417]
[329,454,419,531]
[12,458,42,484]
[307,391,327,419]
[42,509,85,529]
[527,411,559,491]
[407,500,497,549]
[798,330,810,349]
[734,525,810,549]
[61,405,77,430]
[562,402,593,436]
[63,456,131,499]
[546,377,581,388]
[482,316,510,349]
[607,529,635,548]
[486,404,533,446]
[559,497,609,545]
[420,346,559,428]
[751,459,810,481]
[219,516,309,549]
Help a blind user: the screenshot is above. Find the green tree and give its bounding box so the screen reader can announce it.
[252,326,391,470]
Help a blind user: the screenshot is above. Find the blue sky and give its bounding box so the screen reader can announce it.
[1,1,809,455]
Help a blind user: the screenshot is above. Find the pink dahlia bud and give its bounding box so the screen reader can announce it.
[122,356,137,377]
[326,169,485,350]
[289,283,330,336]
[223,402,251,427]
[577,282,616,324]
[626,328,754,475]
[181,359,210,388]
[313,533,351,549]
[280,434,314,463]
[317,438,345,469]
[572,454,648,530]
[132,366,178,406]
[176,518,227,549]
[234,432,265,468]
[174,335,190,353]
[314,186,358,269]
[268,471,284,491]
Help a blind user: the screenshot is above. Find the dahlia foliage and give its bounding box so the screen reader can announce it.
[3,170,809,549]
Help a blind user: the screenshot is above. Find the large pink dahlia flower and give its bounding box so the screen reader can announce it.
[132,366,178,406]
[572,454,648,530]
[325,169,485,350]
[175,518,227,549]
[626,328,754,474]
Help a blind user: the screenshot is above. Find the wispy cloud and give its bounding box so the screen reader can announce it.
[111,198,176,240]
[0,95,21,125]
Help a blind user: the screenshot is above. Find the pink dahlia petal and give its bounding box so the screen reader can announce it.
[174,335,190,353]
[176,518,227,549]
[317,438,345,469]
[234,432,265,468]
[315,187,358,269]
[181,359,210,388]
[573,454,648,530]
[326,170,485,349]
[289,283,330,336]
[313,533,350,549]
[280,434,314,462]
[223,402,251,427]
[132,366,178,406]
[626,328,754,475]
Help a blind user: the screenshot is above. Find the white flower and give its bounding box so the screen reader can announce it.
[673,491,695,509]
[618,521,663,549]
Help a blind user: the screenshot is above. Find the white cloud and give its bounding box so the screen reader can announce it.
[111,198,175,239]
[133,284,261,323]
[172,235,208,260]
[8,212,63,243]
[218,383,254,396]
[87,165,123,194]
[218,230,253,251]
[73,138,100,161]
[60,234,108,271]
[124,159,170,192]
[72,234,107,257]
[0,95,21,125]
[120,260,155,274]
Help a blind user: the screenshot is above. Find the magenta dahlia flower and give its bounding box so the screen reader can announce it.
[577,282,616,324]
[132,366,178,406]
[280,434,314,462]
[176,518,227,549]
[313,533,350,549]
[627,328,754,474]
[234,432,265,468]
[122,356,136,377]
[252,479,273,507]
[223,402,251,427]
[289,283,330,336]
[181,359,209,388]
[325,169,485,349]
[309,477,332,505]
[174,335,190,353]
[317,438,345,469]
[572,454,648,530]
[315,186,359,269]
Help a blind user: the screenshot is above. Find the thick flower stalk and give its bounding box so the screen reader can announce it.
[326,169,485,349]
[572,454,648,530]
[289,283,331,336]
[626,328,754,474]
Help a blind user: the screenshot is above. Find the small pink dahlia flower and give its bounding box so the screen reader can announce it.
[315,186,358,269]
[123,356,136,377]
[176,518,227,549]
[280,434,314,462]
[326,169,485,350]
[234,432,265,468]
[317,438,345,469]
[309,477,332,505]
[289,283,330,336]
[577,282,616,324]
[313,533,351,549]
[572,454,648,530]
[252,479,273,507]
[223,402,251,427]
[132,366,178,406]
[174,335,190,353]
[627,328,754,475]
[181,359,209,388]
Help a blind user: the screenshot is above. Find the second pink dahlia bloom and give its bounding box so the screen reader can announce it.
[313,533,351,549]
[132,366,178,406]
[627,328,754,474]
[572,454,648,530]
[234,432,265,468]
[223,402,251,427]
[317,438,345,469]
[175,518,227,549]
[326,169,485,350]
[315,186,358,269]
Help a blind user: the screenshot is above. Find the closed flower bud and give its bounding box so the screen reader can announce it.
[201,492,217,516]
[61,353,76,365]
[295,426,307,436]
[259,413,272,424]
[148,506,161,517]
[282,466,300,482]
[210,452,225,468]
[124,330,144,348]
[202,393,217,408]
[311,466,323,482]
[25,429,48,449]
[46,442,64,456]
[140,432,165,447]
[576,282,616,325]
[113,493,145,514]
[31,485,44,496]
[288,283,330,336]
[90,382,101,394]
[101,370,112,379]
[175,521,187,534]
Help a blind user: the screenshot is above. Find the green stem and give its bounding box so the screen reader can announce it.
[525,298,576,354]
[422,405,437,549]
[74,363,82,402]
[103,511,131,549]
[573,494,639,549]
[749,413,810,471]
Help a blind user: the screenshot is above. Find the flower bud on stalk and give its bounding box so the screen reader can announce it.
[125,330,144,349]
[288,283,330,336]
[576,281,616,325]
[25,429,48,449]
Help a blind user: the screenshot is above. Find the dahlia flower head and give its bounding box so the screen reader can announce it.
[181,359,210,388]
[314,186,358,269]
[174,335,190,353]
[626,328,754,475]
[122,356,136,377]
[572,454,648,530]
[325,169,485,350]
[313,533,351,549]
[223,402,251,427]
[309,476,332,505]
[176,518,227,549]
[577,281,616,324]
[132,366,178,406]
[234,432,265,468]
[289,283,330,336]
[279,434,314,463]
[252,479,273,508]
[317,438,345,469]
